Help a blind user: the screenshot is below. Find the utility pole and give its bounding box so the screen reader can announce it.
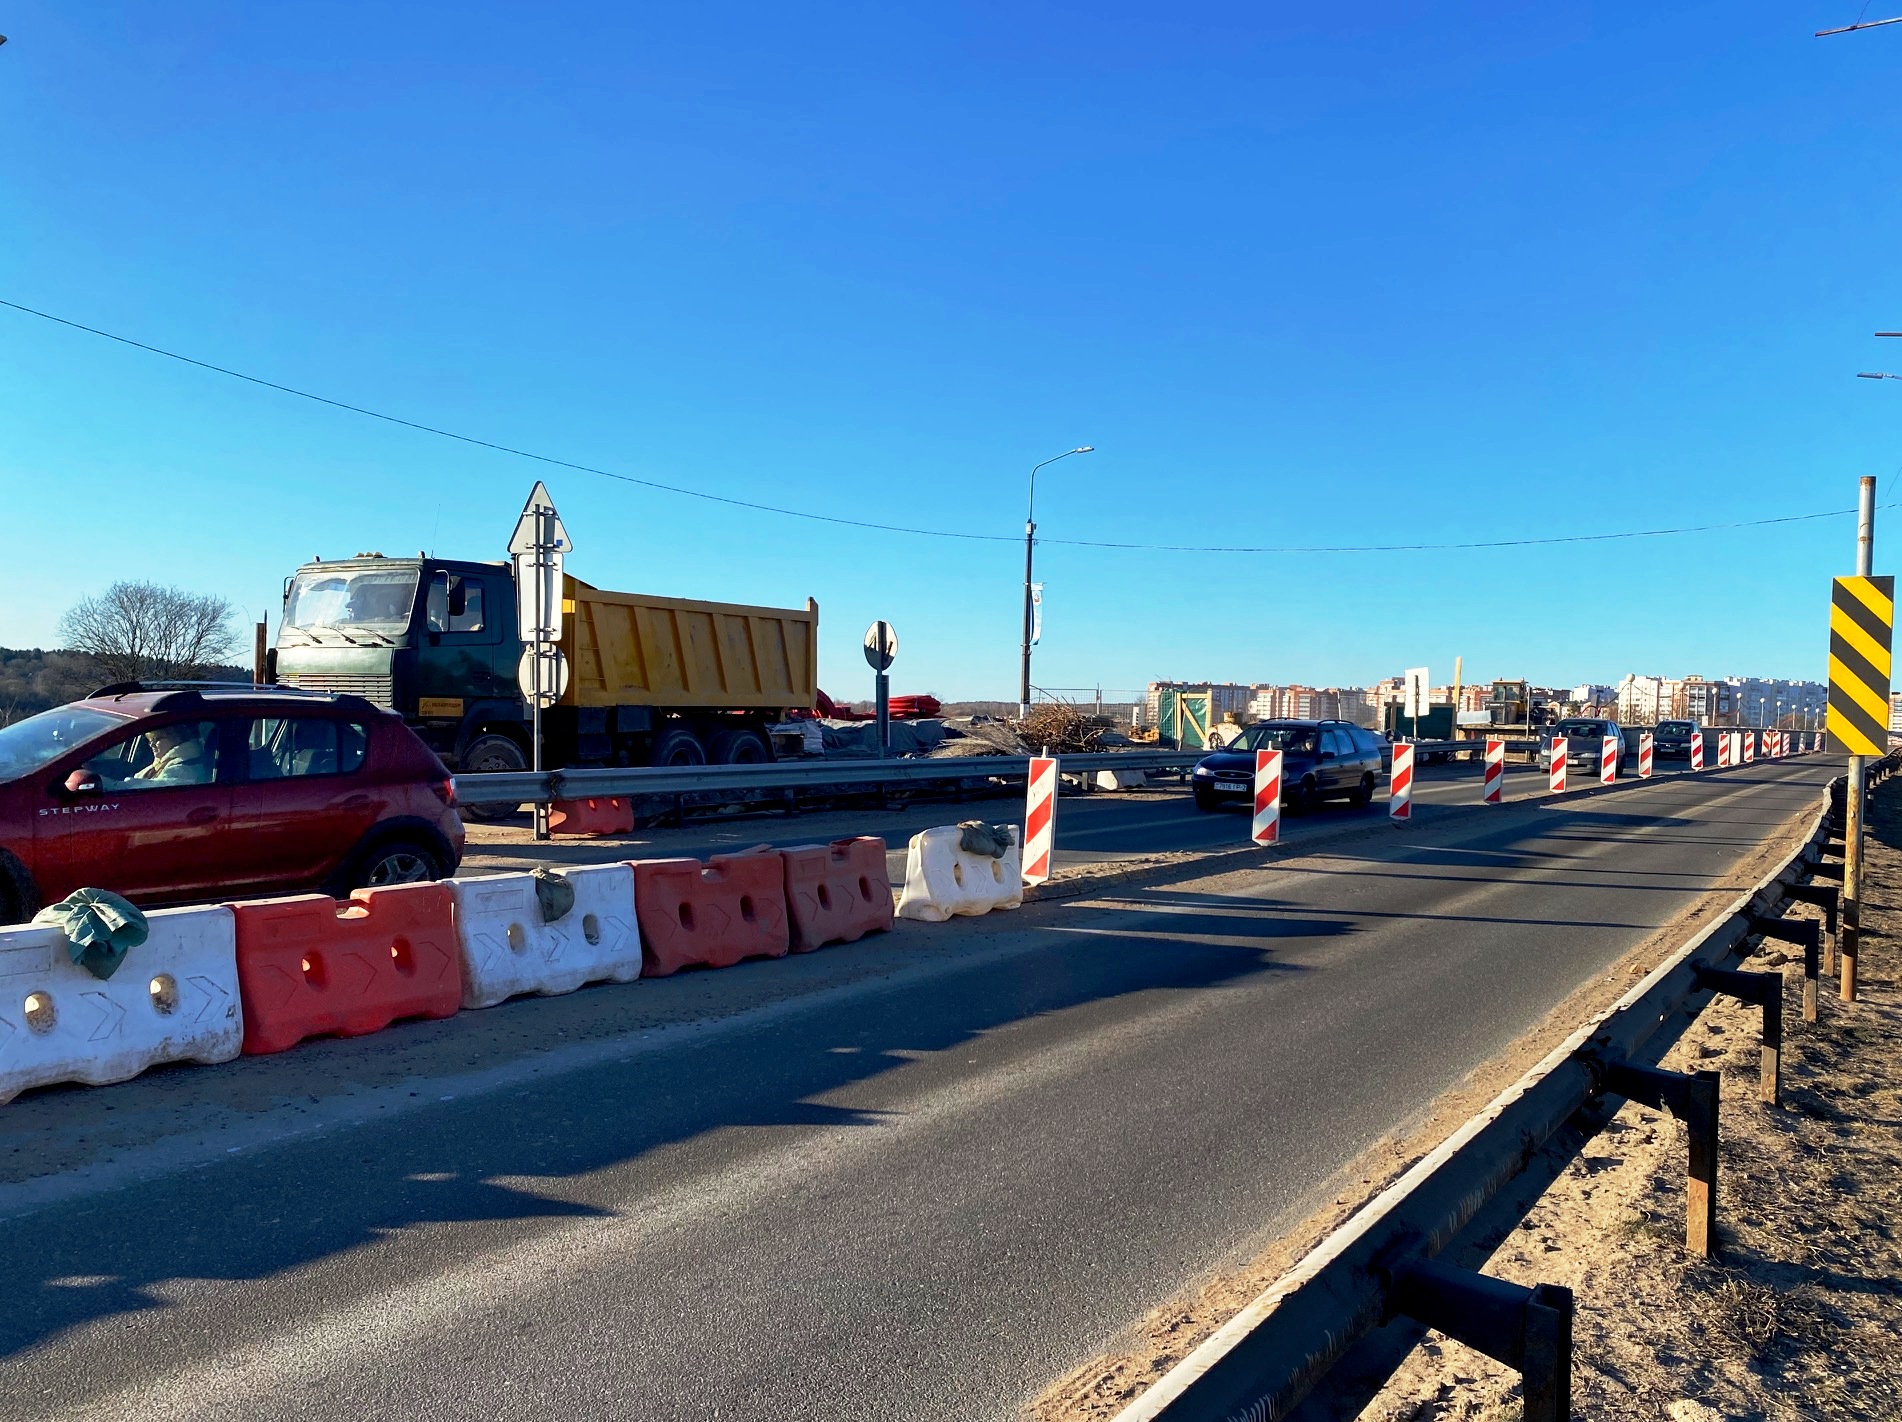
[1844,475,1877,1001]
[1020,447,1093,719]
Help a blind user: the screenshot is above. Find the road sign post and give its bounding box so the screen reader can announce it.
[509,481,572,841]
[1827,478,1887,1000]
[864,621,898,759]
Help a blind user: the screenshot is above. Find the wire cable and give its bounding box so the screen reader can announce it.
[0,295,1880,556]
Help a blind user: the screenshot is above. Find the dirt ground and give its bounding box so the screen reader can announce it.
[1361,779,1902,1422]
[1025,791,1833,1422]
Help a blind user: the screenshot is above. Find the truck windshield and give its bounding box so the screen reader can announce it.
[0,705,124,778]
[285,567,420,630]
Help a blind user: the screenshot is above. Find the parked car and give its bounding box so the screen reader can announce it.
[1651,719,1698,759]
[1191,719,1384,812]
[1537,717,1628,772]
[0,683,465,924]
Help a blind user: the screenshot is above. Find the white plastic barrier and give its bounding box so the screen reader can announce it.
[448,865,642,1009]
[0,905,241,1104]
[896,825,1024,922]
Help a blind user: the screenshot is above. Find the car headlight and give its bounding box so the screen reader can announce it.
[1193,764,1214,777]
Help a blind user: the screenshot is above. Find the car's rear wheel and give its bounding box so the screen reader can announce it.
[350,837,446,891]
[459,734,528,822]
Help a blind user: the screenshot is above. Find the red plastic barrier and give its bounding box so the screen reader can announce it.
[760,838,890,953]
[548,796,635,836]
[229,883,462,1055]
[888,694,943,720]
[632,855,789,977]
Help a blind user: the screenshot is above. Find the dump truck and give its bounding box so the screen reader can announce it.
[271,555,818,776]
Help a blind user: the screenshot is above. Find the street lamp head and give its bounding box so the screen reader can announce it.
[1857,372,1897,380]
[1074,446,1095,453]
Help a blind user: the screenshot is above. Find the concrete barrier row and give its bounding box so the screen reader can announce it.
[0,835,896,1103]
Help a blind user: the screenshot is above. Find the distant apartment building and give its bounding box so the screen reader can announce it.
[1155,681,1376,727]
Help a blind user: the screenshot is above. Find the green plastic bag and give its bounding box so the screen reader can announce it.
[32,888,150,981]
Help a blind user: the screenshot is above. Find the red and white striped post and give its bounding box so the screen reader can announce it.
[1482,737,1506,804]
[1717,733,1731,768]
[1549,736,1568,793]
[1743,731,1756,764]
[1690,729,1705,771]
[1638,731,1654,779]
[1390,743,1415,822]
[1252,749,1284,845]
[1600,733,1619,785]
[1022,756,1058,886]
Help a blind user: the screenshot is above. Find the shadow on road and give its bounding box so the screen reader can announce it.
[0,890,1348,1361]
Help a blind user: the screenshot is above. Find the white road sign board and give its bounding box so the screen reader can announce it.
[1404,666,1430,720]
[510,481,571,645]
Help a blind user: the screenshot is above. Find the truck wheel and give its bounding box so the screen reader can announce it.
[650,727,708,767]
[460,734,528,822]
[708,728,771,765]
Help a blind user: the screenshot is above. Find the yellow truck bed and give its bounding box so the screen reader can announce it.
[562,578,818,711]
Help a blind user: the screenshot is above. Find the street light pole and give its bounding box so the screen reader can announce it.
[1020,446,1094,719]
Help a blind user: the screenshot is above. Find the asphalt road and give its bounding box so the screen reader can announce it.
[0,758,1830,1422]
[459,755,1706,881]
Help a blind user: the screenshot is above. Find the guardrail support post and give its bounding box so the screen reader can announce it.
[1597,1059,1720,1257]
[1385,1259,1573,1422]
[1751,915,1821,1025]
[1784,883,1839,975]
[1693,965,1782,1104]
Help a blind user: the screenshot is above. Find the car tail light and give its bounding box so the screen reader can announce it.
[433,777,457,807]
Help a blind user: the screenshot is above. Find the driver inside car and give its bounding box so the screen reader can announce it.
[133,723,215,786]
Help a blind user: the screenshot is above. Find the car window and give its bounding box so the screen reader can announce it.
[1350,726,1381,755]
[426,573,487,634]
[84,720,220,791]
[1245,725,1317,753]
[1322,728,1351,757]
[246,717,369,780]
[0,705,125,778]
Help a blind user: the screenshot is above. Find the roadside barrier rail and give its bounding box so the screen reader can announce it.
[1111,754,1895,1422]
[453,749,1203,807]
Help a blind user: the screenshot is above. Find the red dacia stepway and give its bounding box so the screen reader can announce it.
[0,684,465,924]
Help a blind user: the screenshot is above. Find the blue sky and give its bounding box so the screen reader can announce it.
[3,2,1900,702]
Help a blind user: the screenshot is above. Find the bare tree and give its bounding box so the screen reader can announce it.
[59,582,238,684]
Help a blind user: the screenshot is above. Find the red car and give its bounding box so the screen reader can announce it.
[0,684,465,924]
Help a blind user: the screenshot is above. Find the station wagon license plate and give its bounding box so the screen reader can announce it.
[1214,780,1249,792]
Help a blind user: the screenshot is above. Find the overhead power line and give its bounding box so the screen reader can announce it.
[0,295,1878,556]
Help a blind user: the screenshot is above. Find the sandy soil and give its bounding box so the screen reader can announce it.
[1025,793,1826,1422]
[1360,779,1902,1422]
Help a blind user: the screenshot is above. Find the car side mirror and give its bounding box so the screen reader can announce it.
[1319,750,1336,761]
[64,769,102,796]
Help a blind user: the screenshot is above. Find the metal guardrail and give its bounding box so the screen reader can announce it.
[452,749,1203,807]
[1110,755,1890,1422]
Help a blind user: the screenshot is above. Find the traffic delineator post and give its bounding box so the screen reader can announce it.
[1252,749,1283,844]
[1691,730,1705,770]
[1023,756,1058,886]
[1638,732,1653,779]
[1600,734,1619,785]
[1482,737,1505,804]
[1549,736,1568,793]
[1390,743,1414,822]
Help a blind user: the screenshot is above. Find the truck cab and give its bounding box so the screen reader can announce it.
[275,555,523,771]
